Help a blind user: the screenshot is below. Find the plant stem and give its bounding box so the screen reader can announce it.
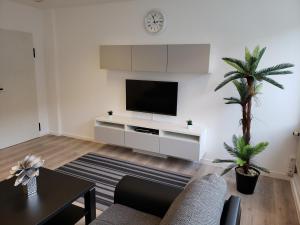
[245,98,252,144]
[243,77,254,145]
[243,163,250,174]
[242,104,247,140]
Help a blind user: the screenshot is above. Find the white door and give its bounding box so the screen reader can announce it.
[0,29,39,149]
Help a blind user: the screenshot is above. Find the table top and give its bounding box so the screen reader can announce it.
[0,167,95,225]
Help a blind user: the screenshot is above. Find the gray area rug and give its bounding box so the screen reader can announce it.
[56,153,191,210]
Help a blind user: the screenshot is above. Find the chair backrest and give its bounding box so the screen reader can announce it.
[220,196,241,225]
[160,174,228,225]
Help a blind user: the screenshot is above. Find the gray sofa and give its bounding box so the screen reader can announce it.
[90,174,241,225]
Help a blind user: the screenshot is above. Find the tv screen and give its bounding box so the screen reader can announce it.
[126,80,178,116]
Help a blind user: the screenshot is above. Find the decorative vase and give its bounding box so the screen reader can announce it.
[235,167,260,195]
[23,177,37,196]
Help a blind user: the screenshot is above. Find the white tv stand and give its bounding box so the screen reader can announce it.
[94,115,206,161]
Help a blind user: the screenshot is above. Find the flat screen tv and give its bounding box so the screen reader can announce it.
[126,79,178,116]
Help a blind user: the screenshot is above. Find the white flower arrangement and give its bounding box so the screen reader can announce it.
[10,155,44,187]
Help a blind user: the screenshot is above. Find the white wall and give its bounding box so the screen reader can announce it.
[44,9,61,135]
[0,0,49,135]
[46,0,300,176]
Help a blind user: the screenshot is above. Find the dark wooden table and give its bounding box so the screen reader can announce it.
[0,167,96,225]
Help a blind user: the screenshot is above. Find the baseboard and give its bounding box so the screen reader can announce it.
[60,133,94,142]
[48,131,61,136]
[47,131,94,142]
[291,175,300,223]
[200,158,290,181]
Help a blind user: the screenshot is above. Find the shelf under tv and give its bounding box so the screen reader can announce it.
[94,115,206,161]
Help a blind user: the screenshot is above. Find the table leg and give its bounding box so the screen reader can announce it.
[84,188,96,224]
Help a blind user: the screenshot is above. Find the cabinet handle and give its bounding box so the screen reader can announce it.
[0,88,3,91]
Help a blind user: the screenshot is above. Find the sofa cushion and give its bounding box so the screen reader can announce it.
[160,174,227,225]
[90,204,161,225]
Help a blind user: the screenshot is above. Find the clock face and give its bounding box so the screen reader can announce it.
[144,10,165,33]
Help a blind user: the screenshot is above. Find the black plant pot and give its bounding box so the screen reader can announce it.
[235,167,260,195]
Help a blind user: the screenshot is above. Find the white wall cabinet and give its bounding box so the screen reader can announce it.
[132,45,167,72]
[100,45,132,71]
[167,44,210,73]
[99,44,210,73]
[94,116,206,161]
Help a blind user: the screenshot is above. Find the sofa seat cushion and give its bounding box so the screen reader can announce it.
[160,174,227,225]
[90,204,161,225]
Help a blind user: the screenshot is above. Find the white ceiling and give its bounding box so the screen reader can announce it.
[10,0,133,9]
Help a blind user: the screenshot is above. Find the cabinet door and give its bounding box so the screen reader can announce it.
[95,125,125,146]
[125,130,160,153]
[160,137,200,161]
[132,45,167,72]
[100,45,131,71]
[167,44,210,73]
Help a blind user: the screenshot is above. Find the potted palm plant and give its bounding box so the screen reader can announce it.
[213,46,294,194]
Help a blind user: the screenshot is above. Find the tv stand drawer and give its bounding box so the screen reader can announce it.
[160,137,200,161]
[125,130,159,153]
[95,125,124,146]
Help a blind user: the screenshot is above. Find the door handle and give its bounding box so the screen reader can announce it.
[0,88,3,91]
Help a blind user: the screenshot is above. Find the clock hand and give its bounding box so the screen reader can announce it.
[152,15,158,24]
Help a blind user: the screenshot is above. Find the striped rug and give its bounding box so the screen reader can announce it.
[56,153,192,211]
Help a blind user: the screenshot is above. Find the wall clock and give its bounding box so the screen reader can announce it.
[144,10,165,33]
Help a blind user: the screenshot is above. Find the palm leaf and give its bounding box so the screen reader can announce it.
[252,47,266,71]
[245,47,251,64]
[250,163,270,173]
[224,71,240,78]
[260,76,284,89]
[248,56,258,73]
[232,135,238,148]
[222,58,247,73]
[213,159,236,163]
[252,142,268,155]
[233,79,248,101]
[260,70,293,76]
[221,163,236,176]
[224,143,239,157]
[256,63,294,75]
[225,101,241,105]
[215,74,243,91]
[236,158,246,166]
[252,46,260,58]
[241,145,255,160]
[236,137,246,153]
[224,97,242,105]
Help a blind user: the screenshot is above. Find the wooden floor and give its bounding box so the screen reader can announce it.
[0,135,298,225]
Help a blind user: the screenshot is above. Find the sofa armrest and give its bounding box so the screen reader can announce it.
[114,175,183,217]
[220,196,241,225]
